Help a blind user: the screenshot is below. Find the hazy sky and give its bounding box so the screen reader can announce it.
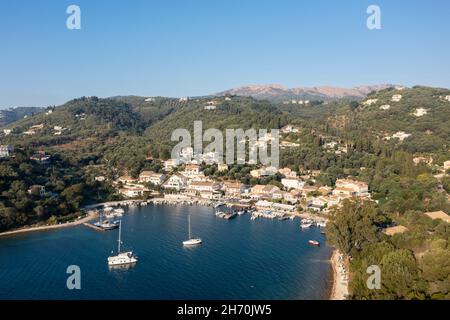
[0,0,449,107]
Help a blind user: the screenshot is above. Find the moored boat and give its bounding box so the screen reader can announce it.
[182,215,202,246]
[108,220,138,266]
[308,240,320,246]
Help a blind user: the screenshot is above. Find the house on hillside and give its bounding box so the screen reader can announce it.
[223,181,245,197]
[119,185,150,198]
[0,145,13,158]
[139,171,166,185]
[28,185,46,197]
[30,151,51,164]
[281,177,304,190]
[333,179,369,197]
[424,211,450,223]
[392,94,402,102]
[162,174,188,191]
[164,158,181,171]
[181,164,202,177]
[250,184,280,200]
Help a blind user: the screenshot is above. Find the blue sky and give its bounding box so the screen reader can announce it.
[0,0,449,107]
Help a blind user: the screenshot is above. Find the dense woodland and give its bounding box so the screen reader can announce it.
[0,86,449,299]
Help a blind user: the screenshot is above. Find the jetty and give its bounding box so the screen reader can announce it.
[83,222,105,232]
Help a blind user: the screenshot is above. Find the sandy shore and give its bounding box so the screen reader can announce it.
[0,211,98,238]
[329,249,349,300]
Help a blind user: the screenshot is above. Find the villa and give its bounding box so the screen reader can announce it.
[0,144,13,158]
[188,181,221,192]
[217,163,229,172]
[278,167,297,177]
[281,177,304,190]
[333,179,369,197]
[164,158,181,171]
[182,164,202,177]
[444,161,450,171]
[30,151,51,164]
[118,176,138,185]
[281,125,299,134]
[139,171,166,185]
[250,184,280,199]
[392,94,402,102]
[119,185,150,198]
[223,181,245,197]
[162,174,189,191]
[250,166,278,178]
[28,185,46,197]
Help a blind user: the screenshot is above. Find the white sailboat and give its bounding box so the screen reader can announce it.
[182,215,202,246]
[107,220,138,266]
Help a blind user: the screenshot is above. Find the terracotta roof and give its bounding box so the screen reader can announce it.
[424,211,450,223]
[383,226,409,236]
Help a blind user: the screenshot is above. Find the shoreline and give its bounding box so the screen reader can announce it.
[0,210,98,238]
[329,249,349,300]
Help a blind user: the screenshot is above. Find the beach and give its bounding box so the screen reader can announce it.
[0,210,97,237]
[329,249,349,300]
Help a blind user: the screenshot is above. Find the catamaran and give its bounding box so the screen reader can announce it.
[182,215,202,246]
[107,220,138,266]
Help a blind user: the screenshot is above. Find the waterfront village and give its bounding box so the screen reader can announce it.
[107,144,373,222]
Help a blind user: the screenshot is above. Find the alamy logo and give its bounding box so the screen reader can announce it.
[366,265,381,289]
[367,5,381,30]
[171,121,279,168]
[66,5,81,30]
[66,265,81,290]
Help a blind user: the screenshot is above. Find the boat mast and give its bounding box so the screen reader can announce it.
[188,215,191,240]
[118,220,122,254]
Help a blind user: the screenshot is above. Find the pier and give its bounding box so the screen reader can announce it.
[83,222,106,232]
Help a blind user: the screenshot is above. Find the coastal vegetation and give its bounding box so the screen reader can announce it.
[0,86,449,299]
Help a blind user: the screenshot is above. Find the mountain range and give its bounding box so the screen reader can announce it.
[215,84,399,101]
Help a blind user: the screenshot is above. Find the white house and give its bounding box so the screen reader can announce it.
[362,99,378,106]
[162,174,188,190]
[278,167,297,177]
[28,185,46,197]
[444,160,450,171]
[0,145,13,158]
[164,158,181,171]
[217,163,229,172]
[413,108,428,117]
[333,179,369,197]
[3,129,12,135]
[392,94,402,102]
[384,131,411,142]
[281,178,304,190]
[182,164,201,177]
[139,171,166,185]
[250,166,278,178]
[188,181,221,192]
[119,186,150,198]
[281,125,299,134]
[250,185,280,199]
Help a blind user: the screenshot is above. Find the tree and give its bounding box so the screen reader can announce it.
[326,198,384,256]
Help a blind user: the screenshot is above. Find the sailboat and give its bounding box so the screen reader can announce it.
[107,220,138,266]
[182,215,202,246]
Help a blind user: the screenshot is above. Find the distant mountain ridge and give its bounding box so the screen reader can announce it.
[216,84,399,101]
[0,106,44,127]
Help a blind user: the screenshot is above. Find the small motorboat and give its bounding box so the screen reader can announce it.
[308,240,320,246]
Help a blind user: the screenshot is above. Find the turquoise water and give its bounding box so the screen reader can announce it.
[0,205,332,300]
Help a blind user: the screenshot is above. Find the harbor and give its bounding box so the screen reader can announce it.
[0,204,332,300]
